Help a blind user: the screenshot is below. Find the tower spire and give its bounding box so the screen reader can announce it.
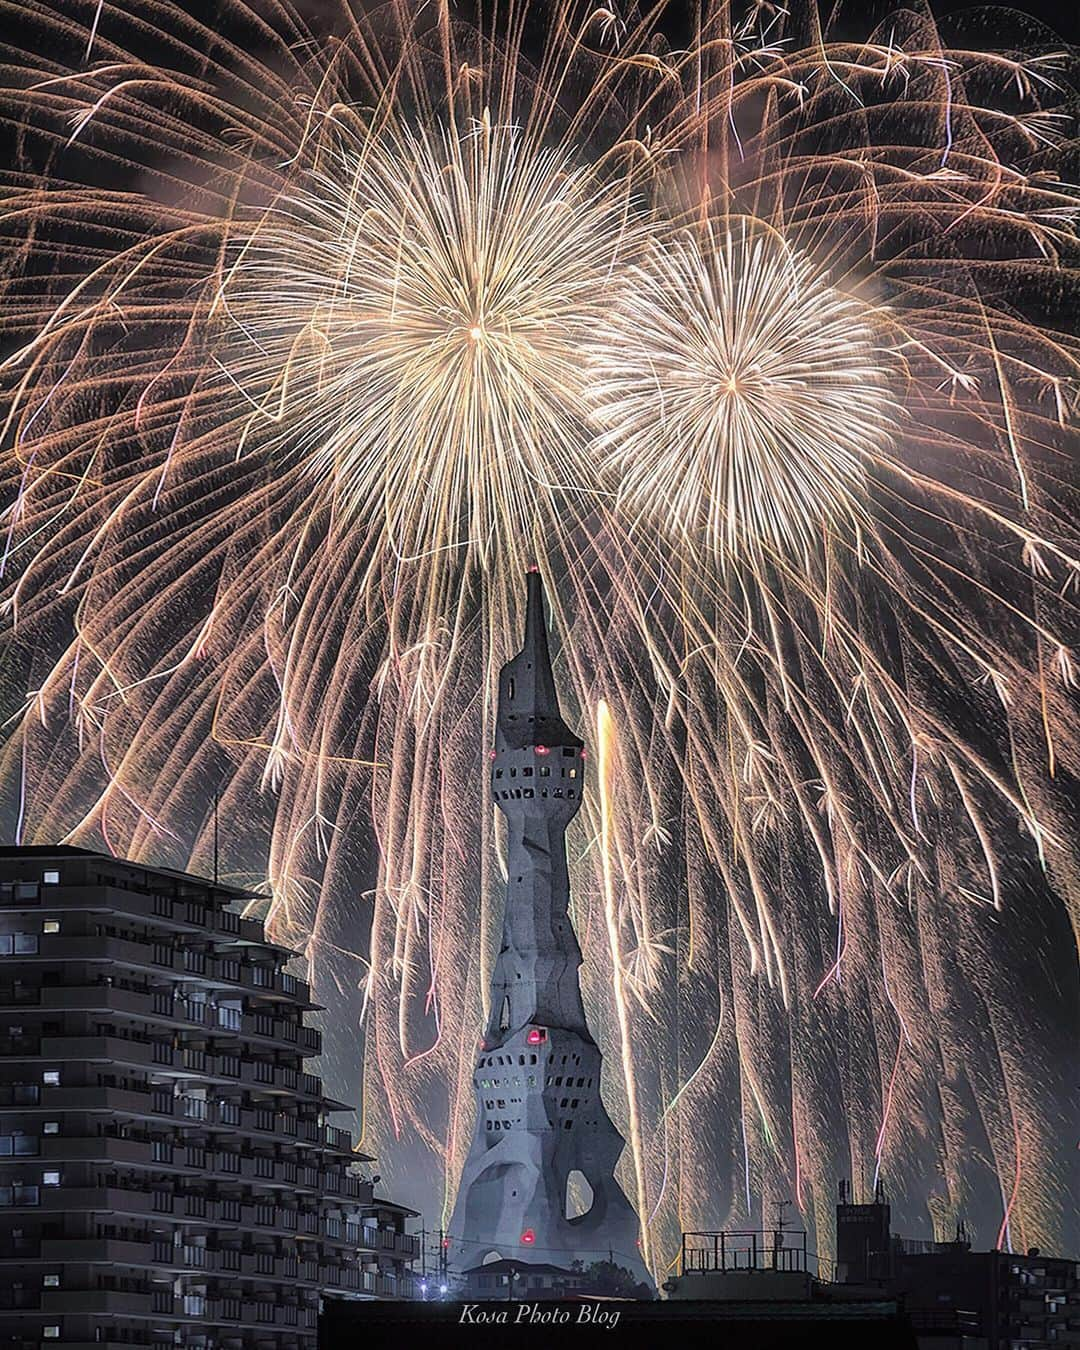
[497,568,582,753]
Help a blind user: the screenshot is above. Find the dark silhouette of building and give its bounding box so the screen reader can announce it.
[836,1178,893,1283]
[832,1181,1080,1350]
[891,1242,1080,1350]
[447,570,652,1290]
[0,846,418,1348]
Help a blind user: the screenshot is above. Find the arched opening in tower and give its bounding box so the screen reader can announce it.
[565,1169,594,1221]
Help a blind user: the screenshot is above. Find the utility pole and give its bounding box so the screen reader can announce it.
[212,791,219,885]
[774,1199,791,1270]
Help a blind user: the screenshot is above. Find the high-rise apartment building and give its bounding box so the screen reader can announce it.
[0,846,417,1348]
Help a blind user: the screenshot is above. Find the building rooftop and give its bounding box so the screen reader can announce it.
[0,843,259,901]
[463,1258,580,1277]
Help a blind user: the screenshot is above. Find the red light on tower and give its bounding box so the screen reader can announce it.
[488,750,496,760]
[521,1229,536,1245]
[526,1027,547,1045]
[535,745,549,756]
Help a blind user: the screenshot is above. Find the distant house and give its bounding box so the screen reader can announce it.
[462,1258,585,1300]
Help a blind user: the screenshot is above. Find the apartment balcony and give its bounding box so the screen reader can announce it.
[36,1034,182,1075]
[377,1229,421,1259]
[13,1185,180,1217]
[0,882,247,937]
[0,1238,153,1266]
[1,932,312,1005]
[42,1289,155,1315]
[150,1291,317,1329]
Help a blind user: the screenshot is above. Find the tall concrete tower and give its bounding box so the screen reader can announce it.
[448,569,653,1291]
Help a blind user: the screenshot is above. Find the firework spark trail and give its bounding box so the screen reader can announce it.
[0,0,1078,1269]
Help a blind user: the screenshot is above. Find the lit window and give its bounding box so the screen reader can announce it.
[42,871,60,886]
[42,1072,59,1087]
[43,1122,59,1135]
[569,768,577,779]
[42,1171,61,1186]
[43,922,60,934]
[43,1274,60,1287]
[43,1329,60,1341]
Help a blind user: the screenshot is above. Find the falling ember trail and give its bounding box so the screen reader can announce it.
[597,699,653,1273]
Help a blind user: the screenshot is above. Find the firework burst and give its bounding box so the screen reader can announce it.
[590,219,898,566]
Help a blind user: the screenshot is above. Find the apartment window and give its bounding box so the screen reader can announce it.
[42,1072,60,1087]
[43,1274,60,1287]
[0,1133,38,1156]
[0,935,32,956]
[43,1328,60,1340]
[43,1122,59,1135]
[43,922,60,934]
[42,872,59,886]
[42,1171,61,1187]
[14,934,38,955]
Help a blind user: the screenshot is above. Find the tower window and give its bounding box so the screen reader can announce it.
[523,767,533,777]
[495,769,503,780]
[562,747,575,757]
[539,767,550,777]
[508,678,515,699]
[523,789,534,798]
[499,997,510,1032]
